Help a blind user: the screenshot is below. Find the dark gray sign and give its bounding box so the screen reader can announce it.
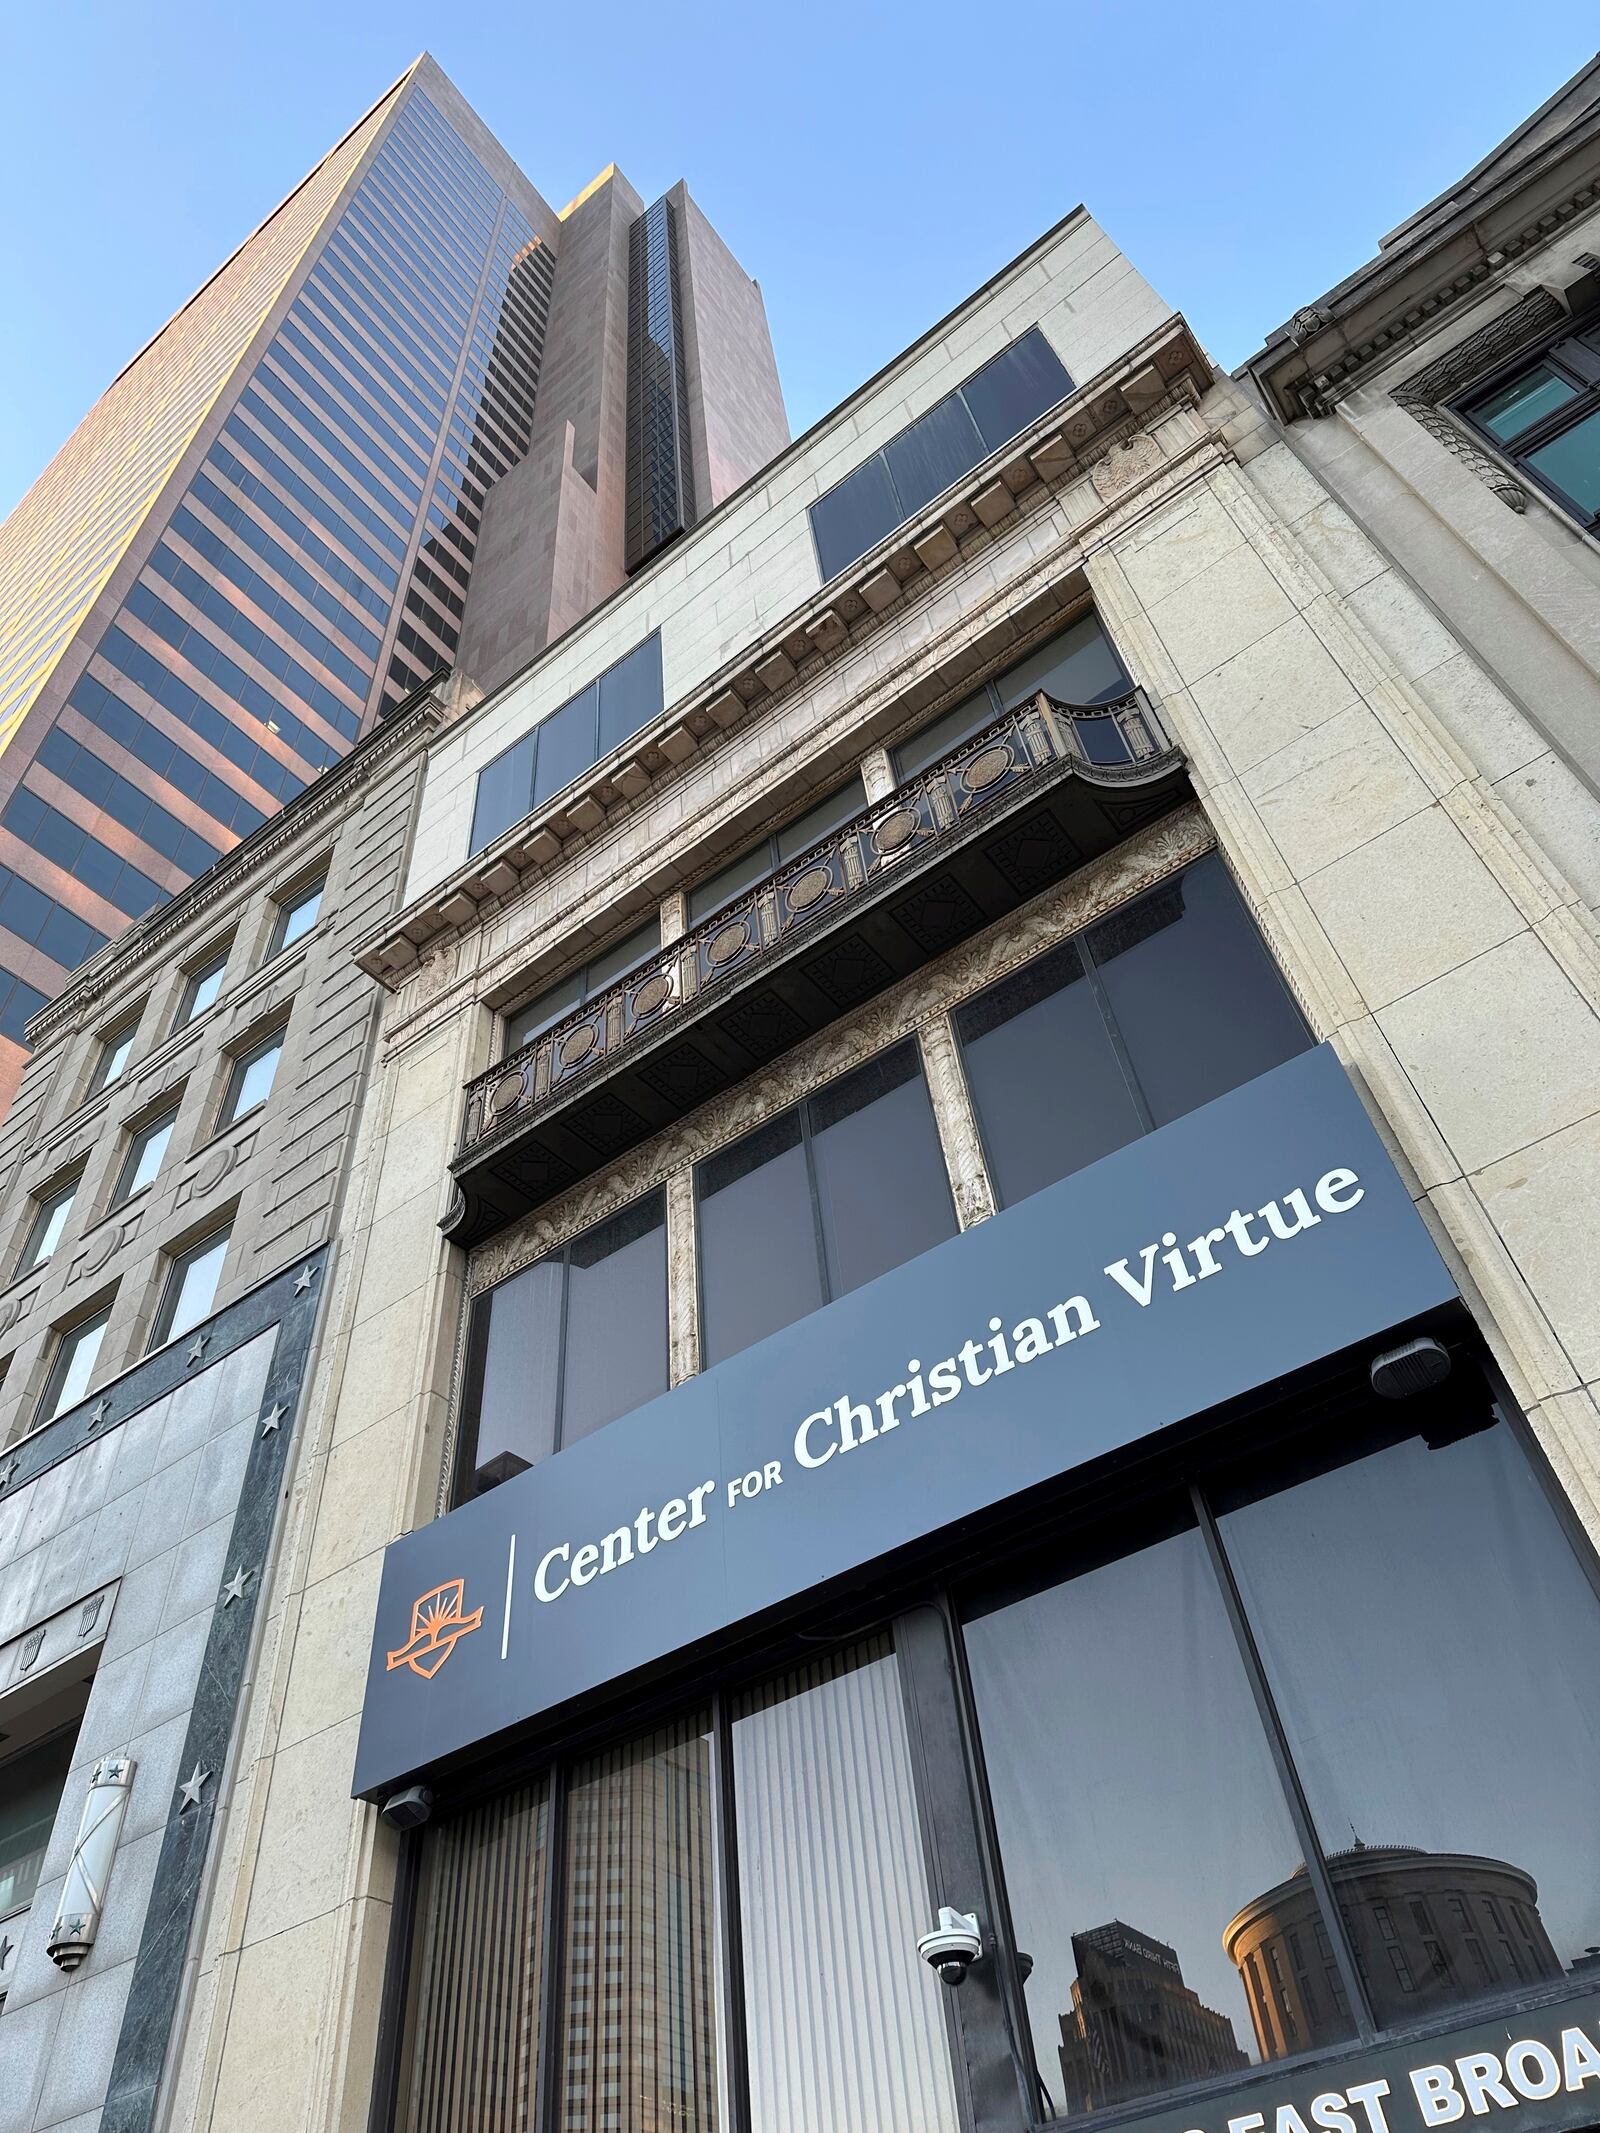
[354,1046,1456,1799]
[1096,1986,1600,2133]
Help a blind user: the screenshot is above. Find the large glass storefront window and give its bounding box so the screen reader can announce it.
[1216,1424,1600,2033]
[955,854,1310,1211]
[964,1509,1350,2115]
[960,1413,1600,2117]
[392,1400,1600,2133]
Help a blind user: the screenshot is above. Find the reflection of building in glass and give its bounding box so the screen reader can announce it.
[1056,1920,1249,2111]
[562,1725,721,2133]
[1226,1843,1562,2053]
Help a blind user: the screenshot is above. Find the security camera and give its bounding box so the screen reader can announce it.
[379,1784,433,1831]
[918,1907,982,1985]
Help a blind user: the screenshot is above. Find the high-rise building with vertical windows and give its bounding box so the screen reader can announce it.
[0,56,786,1111]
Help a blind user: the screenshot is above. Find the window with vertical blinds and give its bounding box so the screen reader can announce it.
[395,1778,550,2133]
[732,1637,959,2133]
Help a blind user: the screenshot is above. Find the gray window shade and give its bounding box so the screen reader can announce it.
[955,856,1311,1210]
[733,1638,959,2133]
[809,1045,955,1298]
[955,938,1144,1209]
[996,609,1128,708]
[962,329,1073,452]
[560,1196,669,1445]
[1085,854,1308,1127]
[532,687,598,806]
[469,728,535,854]
[597,632,664,754]
[810,456,902,584]
[458,1190,668,1498]
[689,777,865,926]
[696,1043,955,1368]
[697,1112,820,1367]
[883,392,984,518]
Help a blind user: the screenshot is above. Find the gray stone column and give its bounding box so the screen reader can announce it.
[660,888,689,945]
[666,1167,701,1384]
[917,1015,996,1230]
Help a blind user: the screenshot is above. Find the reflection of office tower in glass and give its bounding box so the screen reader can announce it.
[560,1718,723,2133]
[1057,1920,1249,2112]
[1226,1843,1562,2053]
[0,58,785,1109]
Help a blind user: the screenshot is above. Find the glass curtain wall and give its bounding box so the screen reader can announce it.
[0,83,553,1048]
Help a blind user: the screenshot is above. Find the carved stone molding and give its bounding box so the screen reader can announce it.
[1390,289,1566,514]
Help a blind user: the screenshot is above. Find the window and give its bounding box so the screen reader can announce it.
[504,920,661,1056]
[457,1191,668,1498]
[954,853,1310,1211]
[112,1105,179,1206]
[809,329,1073,581]
[149,1224,231,1350]
[696,1042,956,1367]
[469,634,664,856]
[893,610,1131,782]
[15,1175,79,1278]
[1461,320,1600,528]
[36,1303,112,1422]
[687,777,865,926]
[175,945,230,1027]
[218,1026,285,1125]
[962,1412,1600,2113]
[90,1010,141,1094]
[268,873,325,955]
[0,1723,81,1918]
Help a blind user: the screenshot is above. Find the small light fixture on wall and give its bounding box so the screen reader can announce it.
[47,1751,136,1971]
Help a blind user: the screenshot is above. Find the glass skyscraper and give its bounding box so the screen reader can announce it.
[0,58,558,1096]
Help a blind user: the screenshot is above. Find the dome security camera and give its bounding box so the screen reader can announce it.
[918,1907,983,1985]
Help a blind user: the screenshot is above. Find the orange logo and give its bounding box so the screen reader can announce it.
[386,1577,484,1680]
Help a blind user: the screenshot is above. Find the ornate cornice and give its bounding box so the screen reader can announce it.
[353,318,1213,987]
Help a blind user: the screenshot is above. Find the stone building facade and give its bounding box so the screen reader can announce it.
[0,699,435,2132]
[6,62,1600,2133]
[164,146,1600,2133]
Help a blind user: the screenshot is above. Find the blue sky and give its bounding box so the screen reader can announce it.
[2,2,1596,518]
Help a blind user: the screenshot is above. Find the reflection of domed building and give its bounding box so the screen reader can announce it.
[1225,1843,1562,2054]
[1057,1920,1248,2111]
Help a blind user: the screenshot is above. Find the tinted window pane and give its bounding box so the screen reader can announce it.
[956,938,1144,1207]
[961,327,1074,454]
[532,686,598,806]
[883,392,984,519]
[470,729,535,855]
[1088,855,1308,1126]
[44,1309,109,1420]
[19,1181,76,1274]
[1528,407,1600,514]
[597,632,664,755]
[698,1112,822,1366]
[468,1256,563,1488]
[224,1033,283,1121]
[273,878,324,952]
[561,1194,668,1446]
[893,690,994,782]
[965,1515,1345,2114]
[585,919,661,996]
[688,839,772,926]
[92,1021,138,1093]
[734,1640,958,2133]
[558,1717,724,2133]
[506,969,584,1054]
[811,455,902,582]
[773,776,865,864]
[183,956,228,1023]
[117,1110,177,1202]
[1475,363,1578,441]
[808,1045,955,1297]
[1220,1423,1600,2031]
[998,611,1128,709]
